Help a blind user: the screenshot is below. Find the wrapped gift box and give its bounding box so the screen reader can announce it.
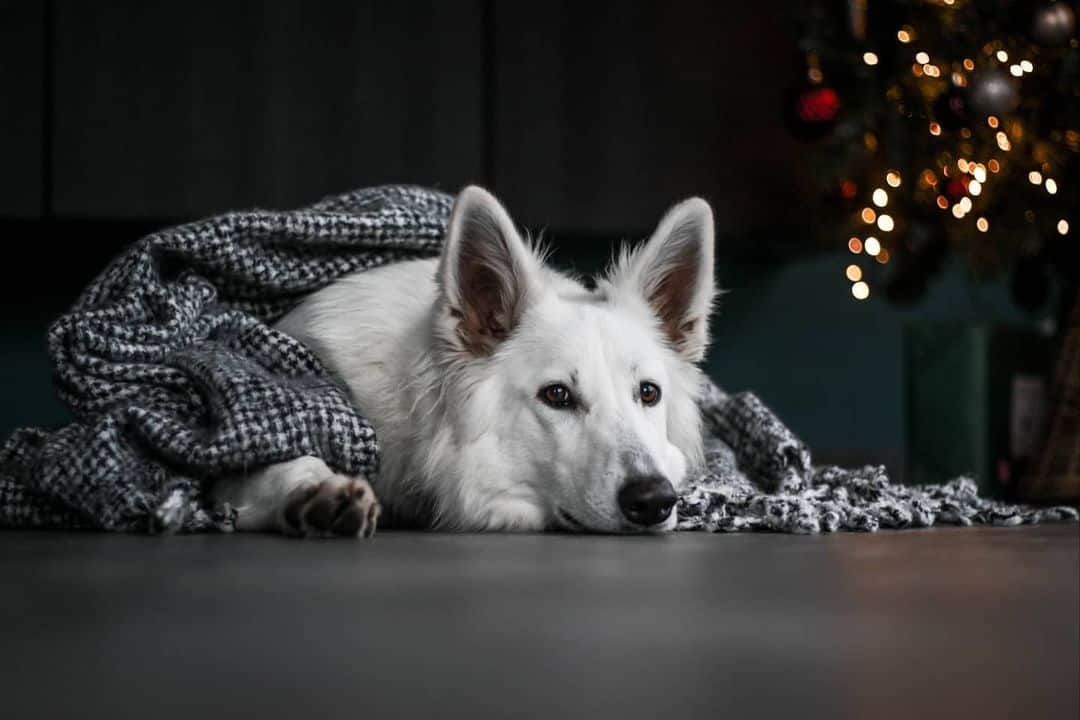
[904,323,1053,497]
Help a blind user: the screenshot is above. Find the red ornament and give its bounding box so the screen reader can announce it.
[796,87,841,124]
[944,177,968,202]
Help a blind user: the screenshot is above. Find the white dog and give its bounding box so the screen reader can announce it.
[211,186,716,537]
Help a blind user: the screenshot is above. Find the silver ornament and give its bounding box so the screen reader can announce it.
[1032,2,1076,46]
[968,71,1020,116]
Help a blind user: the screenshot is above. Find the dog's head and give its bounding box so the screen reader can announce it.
[432,186,715,532]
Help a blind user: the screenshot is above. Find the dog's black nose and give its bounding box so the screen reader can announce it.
[617,475,677,527]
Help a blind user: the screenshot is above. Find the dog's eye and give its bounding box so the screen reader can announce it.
[539,383,575,409]
[639,381,661,406]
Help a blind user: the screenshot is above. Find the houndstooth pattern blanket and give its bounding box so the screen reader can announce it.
[1,185,1075,534]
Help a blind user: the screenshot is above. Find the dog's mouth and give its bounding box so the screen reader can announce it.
[551,506,588,533]
[552,506,671,534]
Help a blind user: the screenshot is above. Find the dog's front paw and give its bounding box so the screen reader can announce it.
[280,476,381,539]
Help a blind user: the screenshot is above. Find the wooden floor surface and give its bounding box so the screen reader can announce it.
[2,525,1077,719]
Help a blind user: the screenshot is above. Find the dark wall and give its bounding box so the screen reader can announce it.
[492,2,803,236]
[1,0,802,237]
[0,1,43,217]
[50,1,487,217]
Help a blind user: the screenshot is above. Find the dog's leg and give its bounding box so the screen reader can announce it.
[211,456,380,538]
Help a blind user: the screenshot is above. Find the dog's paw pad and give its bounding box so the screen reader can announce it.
[281,477,380,539]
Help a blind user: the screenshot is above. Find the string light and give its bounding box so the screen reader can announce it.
[820,15,1072,299]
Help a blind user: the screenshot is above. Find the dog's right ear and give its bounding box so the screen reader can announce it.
[437,186,542,357]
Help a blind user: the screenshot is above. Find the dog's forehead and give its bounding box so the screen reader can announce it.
[521,292,669,376]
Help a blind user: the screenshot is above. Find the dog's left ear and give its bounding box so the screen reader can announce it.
[438,186,543,357]
[608,198,716,362]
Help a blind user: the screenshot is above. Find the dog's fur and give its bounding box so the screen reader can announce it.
[211,186,716,536]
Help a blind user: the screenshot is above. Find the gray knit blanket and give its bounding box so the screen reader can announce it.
[1,186,1075,534]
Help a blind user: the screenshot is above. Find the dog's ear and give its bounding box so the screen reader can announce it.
[438,186,542,356]
[607,198,716,362]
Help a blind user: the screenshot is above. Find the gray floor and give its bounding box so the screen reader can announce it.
[2,525,1077,720]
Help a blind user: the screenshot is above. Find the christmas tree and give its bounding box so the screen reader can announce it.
[790,0,1078,326]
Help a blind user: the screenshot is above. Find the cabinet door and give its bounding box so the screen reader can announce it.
[0,1,44,217]
[53,1,485,218]
[493,1,801,236]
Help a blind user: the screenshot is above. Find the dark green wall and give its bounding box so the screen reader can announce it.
[707,252,1034,475]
